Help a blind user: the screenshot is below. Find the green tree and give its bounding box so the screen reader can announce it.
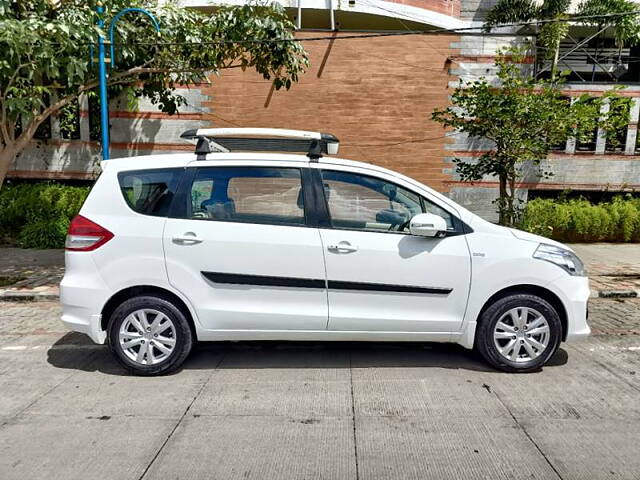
[0,0,308,187]
[431,50,629,226]
[484,0,640,80]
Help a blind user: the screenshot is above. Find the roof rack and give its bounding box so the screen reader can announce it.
[180,128,340,161]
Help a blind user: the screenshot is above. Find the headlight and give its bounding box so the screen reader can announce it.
[533,244,586,276]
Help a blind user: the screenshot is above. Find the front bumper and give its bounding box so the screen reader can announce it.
[546,273,591,342]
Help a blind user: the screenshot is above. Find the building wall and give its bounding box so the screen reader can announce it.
[459,0,498,20]
[198,31,458,192]
[8,89,210,180]
[9,0,640,224]
[449,30,640,221]
[388,0,461,17]
[10,31,458,196]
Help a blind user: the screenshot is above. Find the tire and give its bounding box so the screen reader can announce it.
[107,295,193,376]
[475,293,562,373]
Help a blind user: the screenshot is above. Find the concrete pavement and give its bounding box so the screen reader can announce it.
[1,301,640,479]
[569,243,640,296]
[0,248,63,301]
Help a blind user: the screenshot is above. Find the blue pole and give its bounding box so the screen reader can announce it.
[109,8,160,69]
[97,4,110,160]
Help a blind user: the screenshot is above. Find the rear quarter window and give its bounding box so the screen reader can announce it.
[118,168,183,217]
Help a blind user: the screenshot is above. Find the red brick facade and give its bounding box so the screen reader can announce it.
[200,32,458,192]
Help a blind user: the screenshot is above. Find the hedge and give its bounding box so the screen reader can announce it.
[0,183,90,249]
[521,196,640,242]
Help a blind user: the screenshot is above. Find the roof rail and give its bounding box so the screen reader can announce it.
[180,128,339,161]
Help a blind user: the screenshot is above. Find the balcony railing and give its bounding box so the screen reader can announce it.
[536,38,640,84]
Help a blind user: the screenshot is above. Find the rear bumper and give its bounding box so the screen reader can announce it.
[60,252,110,344]
[61,311,106,344]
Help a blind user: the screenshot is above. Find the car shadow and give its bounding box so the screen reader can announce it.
[46,332,569,376]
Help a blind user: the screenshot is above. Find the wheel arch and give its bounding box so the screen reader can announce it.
[476,284,568,342]
[100,285,197,338]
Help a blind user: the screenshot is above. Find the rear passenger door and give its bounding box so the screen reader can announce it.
[163,164,329,331]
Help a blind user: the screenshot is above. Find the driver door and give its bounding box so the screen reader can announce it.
[317,168,471,333]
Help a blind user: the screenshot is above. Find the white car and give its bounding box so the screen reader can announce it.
[61,128,590,375]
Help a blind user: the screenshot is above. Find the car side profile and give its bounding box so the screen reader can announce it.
[60,128,590,375]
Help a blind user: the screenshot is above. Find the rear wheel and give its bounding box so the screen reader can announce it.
[107,295,193,376]
[475,293,562,373]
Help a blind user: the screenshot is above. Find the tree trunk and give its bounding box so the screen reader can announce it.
[507,172,516,227]
[497,169,520,227]
[0,145,17,190]
[550,45,559,82]
[498,173,508,226]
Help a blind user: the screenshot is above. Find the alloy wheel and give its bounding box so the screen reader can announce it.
[493,307,550,363]
[118,309,177,365]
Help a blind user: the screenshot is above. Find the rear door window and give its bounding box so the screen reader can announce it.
[118,168,183,217]
[187,166,306,226]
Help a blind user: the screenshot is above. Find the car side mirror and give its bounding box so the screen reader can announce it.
[409,213,448,238]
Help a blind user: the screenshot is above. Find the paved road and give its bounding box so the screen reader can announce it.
[1,300,640,480]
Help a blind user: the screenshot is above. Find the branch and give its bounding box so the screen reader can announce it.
[0,63,33,145]
[12,61,154,149]
[0,114,10,147]
[1,63,32,101]
[12,59,226,151]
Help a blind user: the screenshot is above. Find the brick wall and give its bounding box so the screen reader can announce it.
[199,32,458,193]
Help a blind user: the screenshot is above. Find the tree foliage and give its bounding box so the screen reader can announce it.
[0,0,308,187]
[431,50,629,226]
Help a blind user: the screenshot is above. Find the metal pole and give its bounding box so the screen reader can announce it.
[329,0,335,31]
[109,8,160,69]
[96,3,110,160]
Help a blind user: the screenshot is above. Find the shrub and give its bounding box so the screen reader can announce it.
[17,217,71,249]
[0,183,90,249]
[521,196,640,242]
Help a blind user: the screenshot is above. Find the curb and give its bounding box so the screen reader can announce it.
[0,292,59,302]
[597,289,639,299]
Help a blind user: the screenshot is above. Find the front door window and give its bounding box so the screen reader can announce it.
[320,170,454,232]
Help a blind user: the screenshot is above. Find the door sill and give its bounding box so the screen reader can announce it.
[196,329,460,344]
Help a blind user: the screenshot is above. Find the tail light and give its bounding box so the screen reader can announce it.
[65,215,114,251]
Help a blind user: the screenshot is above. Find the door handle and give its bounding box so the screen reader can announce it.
[327,241,358,253]
[172,232,203,245]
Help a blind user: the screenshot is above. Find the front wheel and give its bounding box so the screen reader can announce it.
[107,295,193,376]
[475,293,562,373]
